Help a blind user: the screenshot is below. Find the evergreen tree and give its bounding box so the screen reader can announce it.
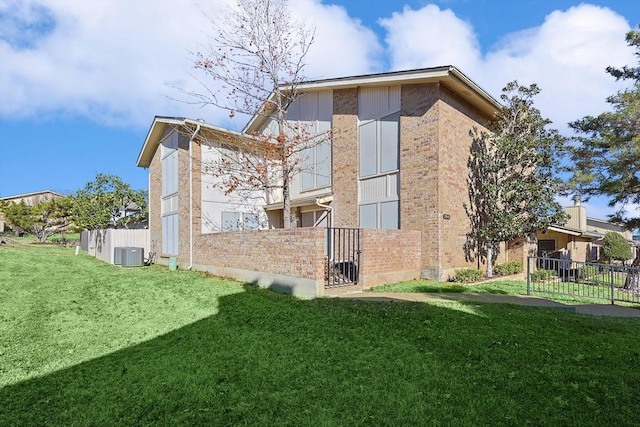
[465,82,567,277]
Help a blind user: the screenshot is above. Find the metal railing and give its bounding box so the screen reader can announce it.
[527,256,640,305]
[325,228,361,288]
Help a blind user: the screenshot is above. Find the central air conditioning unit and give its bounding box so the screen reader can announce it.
[114,247,144,267]
[123,247,144,267]
[114,247,126,265]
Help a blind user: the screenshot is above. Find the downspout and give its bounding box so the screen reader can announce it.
[315,198,332,228]
[188,122,202,270]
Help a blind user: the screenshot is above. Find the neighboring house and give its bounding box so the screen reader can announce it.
[138,66,539,296]
[114,201,148,229]
[537,196,638,262]
[0,190,64,234]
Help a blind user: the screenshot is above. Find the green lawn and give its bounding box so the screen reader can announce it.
[371,279,527,295]
[2,245,640,426]
[371,278,640,306]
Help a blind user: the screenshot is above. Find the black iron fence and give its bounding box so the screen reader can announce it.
[325,228,361,288]
[527,256,640,305]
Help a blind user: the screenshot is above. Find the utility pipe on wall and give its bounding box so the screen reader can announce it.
[315,198,333,228]
[188,122,201,270]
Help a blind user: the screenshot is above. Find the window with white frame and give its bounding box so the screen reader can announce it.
[358,111,400,229]
[359,200,399,229]
[161,131,179,254]
[301,140,331,190]
[284,91,332,191]
[359,112,400,178]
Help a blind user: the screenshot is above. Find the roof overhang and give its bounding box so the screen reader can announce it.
[244,65,502,134]
[264,193,333,211]
[0,190,65,201]
[136,116,255,168]
[546,225,582,236]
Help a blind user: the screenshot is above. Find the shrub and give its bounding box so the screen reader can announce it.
[602,232,633,262]
[494,261,523,276]
[453,268,484,283]
[530,269,555,281]
[577,265,598,280]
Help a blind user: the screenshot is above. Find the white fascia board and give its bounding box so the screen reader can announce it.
[137,116,186,167]
[137,117,257,168]
[548,226,582,236]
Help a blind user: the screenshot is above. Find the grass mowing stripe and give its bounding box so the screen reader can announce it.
[1,245,639,426]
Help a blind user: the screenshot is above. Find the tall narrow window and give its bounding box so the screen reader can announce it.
[301,140,331,190]
[289,91,332,191]
[358,111,400,229]
[359,111,400,178]
[161,131,179,254]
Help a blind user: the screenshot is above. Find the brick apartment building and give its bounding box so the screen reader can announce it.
[138,66,536,297]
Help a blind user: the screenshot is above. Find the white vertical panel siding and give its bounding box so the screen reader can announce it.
[358,86,400,120]
[299,93,318,121]
[200,143,269,233]
[318,90,333,122]
[359,173,399,203]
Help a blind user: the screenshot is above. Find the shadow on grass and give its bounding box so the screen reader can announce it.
[2,284,638,426]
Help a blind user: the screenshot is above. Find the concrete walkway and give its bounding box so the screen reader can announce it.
[338,292,640,318]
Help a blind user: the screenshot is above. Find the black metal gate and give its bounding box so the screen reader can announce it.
[325,228,361,288]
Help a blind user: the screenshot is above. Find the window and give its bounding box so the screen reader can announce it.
[161,131,179,254]
[221,211,260,232]
[162,214,178,255]
[161,132,179,197]
[301,140,331,190]
[537,239,556,256]
[358,111,400,230]
[243,213,259,230]
[359,204,377,229]
[221,212,240,232]
[359,201,399,229]
[359,112,400,178]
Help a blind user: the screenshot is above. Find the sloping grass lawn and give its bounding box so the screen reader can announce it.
[1,245,640,426]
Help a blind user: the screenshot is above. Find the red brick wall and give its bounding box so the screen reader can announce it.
[360,228,422,288]
[193,227,326,282]
[177,133,192,258]
[397,82,495,280]
[331,88,359,228]
[399,83,442,276]
[436,84,492,277]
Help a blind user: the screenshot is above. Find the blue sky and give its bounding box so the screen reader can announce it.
[0,0,638,220]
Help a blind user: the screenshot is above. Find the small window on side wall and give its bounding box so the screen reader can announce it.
[221,212,240,232]
[243,213,259,230]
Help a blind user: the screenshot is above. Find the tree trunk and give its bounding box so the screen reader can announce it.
[486,246,494,278]
[623,251,640,295]
[282,168,291,229]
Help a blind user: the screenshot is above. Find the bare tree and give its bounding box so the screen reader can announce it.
[182,0,320,228]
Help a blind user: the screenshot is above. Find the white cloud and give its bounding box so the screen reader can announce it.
[379,3,634,133]
[480,4,634,132]
[0,0,223,126]
[379,4,481,72]
[0,0,381,129]
[290,0,383,79]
